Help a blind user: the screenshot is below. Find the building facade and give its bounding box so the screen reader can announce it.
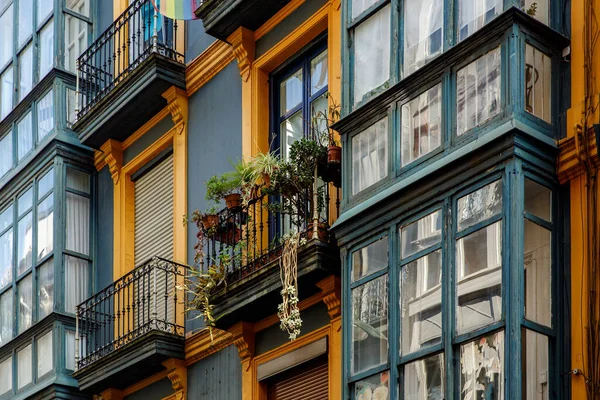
[6,0,600,399]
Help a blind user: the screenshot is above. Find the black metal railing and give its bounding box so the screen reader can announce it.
[75,257,188,370]
[203,183,340,285]
[76,0,184,119]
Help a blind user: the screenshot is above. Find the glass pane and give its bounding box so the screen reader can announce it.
[38,0,53,25]
[525,179,552,222]
[67,0,89,18]
[19,45,33,101]
[352,237,388,282]
[0,356,11,395]
[39,21,54,79]
[457,180,502,232]
[280,111,303,161]
[1,66,13,119]
[522,0,549,25]
[280,69,303,115]
[456,221,502,334]
[65,330,75,370]
[17,112,32,160]
[66,193,90,255]
[0,131,11,176]
[18,0,33,46]
[352,118,388,194]
[0,230,12,289]
[354,5,390,105]
[404,0,443,75]
[37,89,54,140]
[18,274,32,333]
[401,250,442,354]
[352,274,388,374]
[355,371,390,400]
[38,260,54,319]
[65,15,88,72]
[38,168,54,198]
[525,44,551,123]
[37,194,53,259]
[18,188,32,214]
[404,353,444,399]
[17,344,31,389]
[460,331,504,400]
[0,290,12,345]
[457,47,501,135]
[37,330,53,377]
[64,255,89,313]
[458,0,502,41]
[0,204,11,230]
[17,213,32,275]
[0,5,13,68]
[66,88,77,125]
[352,0,378,19]
[401,84,442,166]
[310,50,328,95]
[310,93,328,138]
[66,168,90,193]
[401,209,442,258]
[523,330,549,400]
[524,220,551,327]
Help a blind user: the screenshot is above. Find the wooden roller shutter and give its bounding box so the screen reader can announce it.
[267,356,328,400]
[133,154,175,325]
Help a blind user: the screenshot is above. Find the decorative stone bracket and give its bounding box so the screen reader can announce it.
[228,27,255,82]
[162,358,187,400]
[229,321,255,362]
[317,275,341,320]
[94,139,123,184]
[162,87,189,135]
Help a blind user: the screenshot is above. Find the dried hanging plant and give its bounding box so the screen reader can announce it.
[277,232,302,340]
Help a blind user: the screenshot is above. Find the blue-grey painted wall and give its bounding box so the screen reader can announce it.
[95,2,114,39]
[188,345,242,399]
[255,302,330,355]
[186,61,243,332]
[96,166,114,290]
[185,20,218,63]
[255,0,327,58]
[123,116,174,164]
[124,378,174,400]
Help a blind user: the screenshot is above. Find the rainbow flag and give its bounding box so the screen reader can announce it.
[150,0,198,20]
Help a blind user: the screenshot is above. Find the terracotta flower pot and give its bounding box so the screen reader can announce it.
[201,214,219,230]
[224,193,242,209]
[327,145,341,164]
[307,222,329,241]
[261,172,271,188]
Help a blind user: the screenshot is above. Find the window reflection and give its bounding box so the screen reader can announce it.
[404,353,444,400]
[460,331,505,400]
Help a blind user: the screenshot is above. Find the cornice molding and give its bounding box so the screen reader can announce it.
[228,321,255,362]
[316,275,341,320]
[557,127,600,184]
[186,40,234,97]
[185,328,233,366]
[95,139,123,184]
[95,388,123,400]
[228,27,256,82]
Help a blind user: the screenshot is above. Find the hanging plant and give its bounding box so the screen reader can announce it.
[277,232,303,341]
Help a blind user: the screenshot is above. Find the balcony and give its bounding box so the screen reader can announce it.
[194,0,292,41]
[73,257,188,394]
[198,184,341,330]
[74,0,185,148]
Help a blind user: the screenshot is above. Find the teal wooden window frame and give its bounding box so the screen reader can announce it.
[342,159,563,399]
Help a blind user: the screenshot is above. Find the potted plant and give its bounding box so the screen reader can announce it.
[201,204,220,230]
[250,150,281,189]
[206,172,242,210]
[312,92,342,165]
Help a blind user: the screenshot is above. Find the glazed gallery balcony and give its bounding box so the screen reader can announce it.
[72,257,188,394]
[73,0,186,148]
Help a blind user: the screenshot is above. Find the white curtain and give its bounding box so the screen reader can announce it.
[352,118,388,195]
[65,330,75,370]
[38,260,54,319]
[17,112,32,160]
[39,21,54,80]
[0,290,12,346]
[1,66,13,120]
[0,356,11,395]
[17,344,31,389]
[18,274,32,334]
[37,89,54,141]
[65,255,89,313]
[66,192,89,255]
[36,330,53,377]
[37,194,53,260]
[0,131,11,177]
[0,230,12,289]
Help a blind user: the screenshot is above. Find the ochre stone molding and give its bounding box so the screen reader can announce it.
[228,27,256,82]
[185,328,233,366]
[557,126,600,184]
[228,321,255,362]
[316,275,341,320]
[94,139,123,184]
[162,87,189,134]
[186,40,235,96]
[94,388,124,400]
[162,358,187,400]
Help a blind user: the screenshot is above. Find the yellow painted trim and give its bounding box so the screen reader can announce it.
[254,291,324,333]
[185,328,233,366]
[114,0,128,19]
[253,0,306,40]
[186,41,235,97]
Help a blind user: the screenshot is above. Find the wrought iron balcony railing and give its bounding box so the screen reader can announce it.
[75,257,188,371]
[75,0,184,120]
[202,183,340,286]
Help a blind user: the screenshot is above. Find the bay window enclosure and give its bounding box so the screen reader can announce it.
[401,84,441,166]
[344,167,560,399]
[351,118,388,195]
[525,44,552,124]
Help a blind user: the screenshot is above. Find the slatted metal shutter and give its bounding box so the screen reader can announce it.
[267,356,328,400]
[134,154,175,325]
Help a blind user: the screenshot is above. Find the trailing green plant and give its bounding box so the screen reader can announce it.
[525,1,538,16]
[205,172,242,204]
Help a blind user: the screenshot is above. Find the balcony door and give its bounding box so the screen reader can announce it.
[133,152,175,330]
[128,0,174,63]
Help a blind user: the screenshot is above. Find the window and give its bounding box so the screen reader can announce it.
[17,0,33,47]
[37,90,54,141]
[37,0,53,25]
[404,0,443,75]
[0,356,11,395]
[0,4,13,68]
[65,0,90,73]
[0,130,12,177]
[66,88,77,126]
[17,112,33,160]
[39,21,54,79]
[351,118,388,194]
[0,290,12,345]
[525,44,551,123]
[352,4,390,106]
[36,330,52,377]
[18,45,33,101]
[401,84,442,166]
[65,330,75,370]
[456,47,501,136]
[17,344,31,389]
[458,0,502,41]
[0,66,13,120]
